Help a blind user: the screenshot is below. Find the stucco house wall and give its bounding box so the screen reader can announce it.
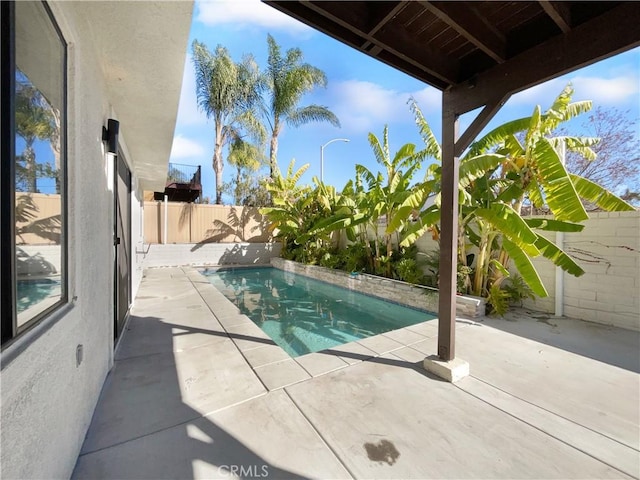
[0,3,192,479]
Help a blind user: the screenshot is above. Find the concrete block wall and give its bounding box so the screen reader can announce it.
[143,243,282,268]
[522,212,639,331]
[271,258,486,318]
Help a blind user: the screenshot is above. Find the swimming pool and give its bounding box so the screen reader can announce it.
[202,267,436,357]
[17,278,61,313]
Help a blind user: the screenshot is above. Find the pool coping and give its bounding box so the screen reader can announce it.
[185,266,475,391]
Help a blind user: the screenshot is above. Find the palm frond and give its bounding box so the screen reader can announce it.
[287,105,340,128]
[459,153,505,188]
[399,207,440,247]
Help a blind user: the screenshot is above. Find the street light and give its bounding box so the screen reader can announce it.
[320,138,350,183]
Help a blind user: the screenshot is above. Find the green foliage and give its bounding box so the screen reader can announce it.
[224,138,270,206]
[503,274,535,306]
[260,83,633,317]
[15,78,59,193]
[487,283,510,316]
[342,243,368,273]
[449,84,633,307]
[394,258,423,284]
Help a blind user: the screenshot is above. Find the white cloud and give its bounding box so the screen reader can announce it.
[510,74,639,107]
[170,135,205,159]
[410,87,441,113]
[196,0,312,35]
[328,80,441,133]
[175,54,208,127]
[571,75,639,104]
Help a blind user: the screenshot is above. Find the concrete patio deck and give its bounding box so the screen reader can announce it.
[73,267,640,479]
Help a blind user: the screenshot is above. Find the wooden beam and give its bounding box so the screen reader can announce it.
[420,0,506,63]
[297,0,459,85]
[455,95,509,156]
[539,1,571,34]
[362,2,407,50]
[449,3,640,113]
[437,90,459,361]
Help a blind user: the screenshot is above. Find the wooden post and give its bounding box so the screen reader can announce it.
[437,91,460,361]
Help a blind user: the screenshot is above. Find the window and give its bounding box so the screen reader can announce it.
[1,1,67,346]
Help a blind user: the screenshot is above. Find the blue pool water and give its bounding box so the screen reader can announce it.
[203,267,436,357]
[17,278,61,313]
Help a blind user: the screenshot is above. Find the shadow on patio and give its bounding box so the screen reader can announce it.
[72,313,344,479]
[73,267,639,479]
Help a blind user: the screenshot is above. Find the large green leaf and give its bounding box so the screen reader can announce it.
[466,117,531,157]
[549,136,598,161]
[502,238,548,297]
[399,207,440,247]
[459,154,505,188]
[496,183,524,204]
[527,177,545,208]
[524,218,584,232]
[355,164,379,190]
[408,97,441,161]
[533,138,588,221]
[569,174,636,212]
[475,204,540,256]
[534,235,584,277]
[386,182,433,233]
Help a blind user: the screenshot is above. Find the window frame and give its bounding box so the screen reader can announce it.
[1,0,69,348]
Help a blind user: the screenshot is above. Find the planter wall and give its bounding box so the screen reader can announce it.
[271,257,485,318]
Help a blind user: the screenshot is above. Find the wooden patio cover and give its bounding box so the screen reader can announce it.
[263,1,640,361]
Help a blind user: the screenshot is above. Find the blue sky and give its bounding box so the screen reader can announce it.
[170,0,640,203]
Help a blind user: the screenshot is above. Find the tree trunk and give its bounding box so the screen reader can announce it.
[269,122,280,179]
[25,141,37,193]
[50,107,61,194]
[214,123,224,204]
[235,165,242,205]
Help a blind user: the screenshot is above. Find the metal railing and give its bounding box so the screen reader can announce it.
[166,163,201,186]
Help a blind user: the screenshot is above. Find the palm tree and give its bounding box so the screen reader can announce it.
[226,137,267,205]
[192,40,265,204]
[263,34,340,178]
[15,79,56,193]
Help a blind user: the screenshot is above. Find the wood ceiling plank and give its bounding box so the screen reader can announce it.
[539,1,571,33]
[420,1,507,63]
[298,0,460,85]
[449,3,640,113]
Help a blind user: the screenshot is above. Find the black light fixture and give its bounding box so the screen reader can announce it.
[102,118,120,154]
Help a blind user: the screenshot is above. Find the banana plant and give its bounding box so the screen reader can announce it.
[303,125,434,275]
[259,159,313,255]
[450,85,633,299]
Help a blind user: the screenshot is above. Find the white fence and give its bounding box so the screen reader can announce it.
[142,243,282,268]
[518,211,639,331]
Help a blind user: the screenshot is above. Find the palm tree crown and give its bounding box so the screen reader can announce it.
[192,40,265,204]
[263,34,340,178]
